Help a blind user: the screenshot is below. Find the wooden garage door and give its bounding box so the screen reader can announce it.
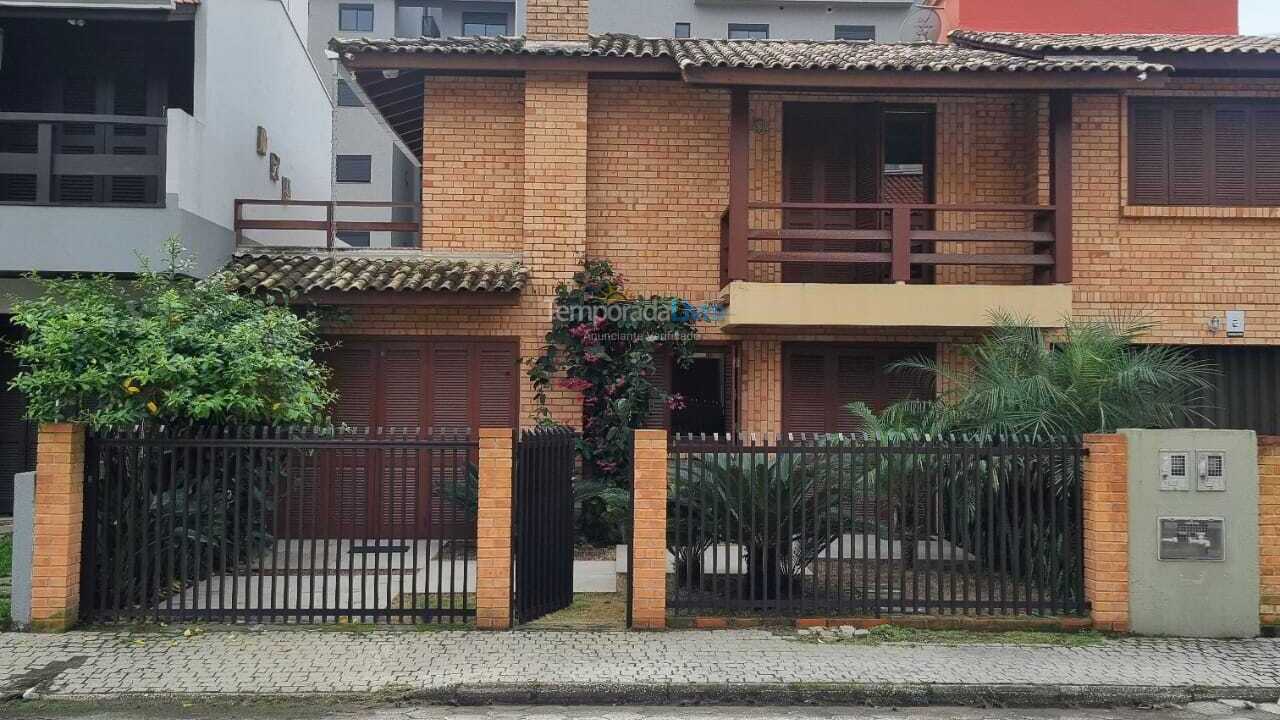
[313,337,519,537]
[782,344,934,435]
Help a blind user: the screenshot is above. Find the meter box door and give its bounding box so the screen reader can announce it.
[1120,429,1260,638]
[1196,450,1227,492]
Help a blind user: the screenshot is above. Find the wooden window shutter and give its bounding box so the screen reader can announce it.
[782,350,829,435]
[1213,106,1251,206]
[324,341,378,428]
[835,352,878,432]
[428,344,472,431]
[1168,105,1212,205]
[641,350,672,429]
[1254,108,1280,205]
[782,106,823,283]
[381,343,425,429]
[1131,102,1170,205]
[477,344,518,428]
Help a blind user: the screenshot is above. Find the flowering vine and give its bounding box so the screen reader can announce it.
[529,260,698,486]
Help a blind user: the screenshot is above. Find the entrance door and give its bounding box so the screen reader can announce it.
[782,344,935,435]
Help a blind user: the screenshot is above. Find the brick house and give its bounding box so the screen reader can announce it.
[230,5,1280,438]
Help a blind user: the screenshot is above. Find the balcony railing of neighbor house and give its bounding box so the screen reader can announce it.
[667,433,1087,618]
[80,426,478,624]
[234,199,421,250]
[0,112,167,207]
[729,203,1061,286]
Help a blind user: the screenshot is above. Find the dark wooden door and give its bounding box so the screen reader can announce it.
[782,344,935,435]
[782,103,884,283]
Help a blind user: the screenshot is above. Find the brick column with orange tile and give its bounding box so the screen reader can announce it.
[1259,436,1280,627]
[631,429,668,630]
[1082,433,1129,632]
[476,427,515,630]
[30,423,86,632]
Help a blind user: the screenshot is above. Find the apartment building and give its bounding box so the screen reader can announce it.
[0,0,333,511]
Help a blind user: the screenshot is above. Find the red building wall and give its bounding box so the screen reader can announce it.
[951,0,1237,35]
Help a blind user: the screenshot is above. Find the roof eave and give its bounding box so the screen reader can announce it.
[680,66,1170,91]
[339,50,678,74]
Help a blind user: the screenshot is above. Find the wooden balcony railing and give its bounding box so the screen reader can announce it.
[0,112,167,207]
[723,202,1068,286]
[234,199,421,250]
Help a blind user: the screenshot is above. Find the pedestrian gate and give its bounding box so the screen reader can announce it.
[513,427,578,623]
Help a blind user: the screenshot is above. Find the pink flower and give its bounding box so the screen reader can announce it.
[666,393,687,411]
[568,324,592,340]
[596,460,619,474]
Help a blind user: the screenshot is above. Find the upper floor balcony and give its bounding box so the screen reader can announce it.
[0,7,333,281]
[718,91,1075,331]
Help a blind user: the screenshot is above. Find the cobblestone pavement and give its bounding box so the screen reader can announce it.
[0,629,1278,700]
[6,704,1280,720]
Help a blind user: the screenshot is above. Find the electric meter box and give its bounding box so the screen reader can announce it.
[1120,429,1260,638]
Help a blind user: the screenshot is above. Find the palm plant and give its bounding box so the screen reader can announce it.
[848,313,1215,439]
[667,450,854,601]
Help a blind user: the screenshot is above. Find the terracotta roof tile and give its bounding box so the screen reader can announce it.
[227,251,528,295]
[332,33,1166,73]
[951,30,1280,56]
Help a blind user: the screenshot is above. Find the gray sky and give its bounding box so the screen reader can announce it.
[1240,0,1280,34]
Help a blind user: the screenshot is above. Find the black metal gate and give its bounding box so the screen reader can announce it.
[81,426,478,624]
[513,426,578,623]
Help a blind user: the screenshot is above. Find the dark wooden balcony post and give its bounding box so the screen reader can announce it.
[891,205,911,284]
[1050,91,1073,284]
[325,201,337,251]
[35,122,52,204]
[727,87,750,283]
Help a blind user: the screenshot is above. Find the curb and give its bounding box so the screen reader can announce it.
[24,683,1280,708]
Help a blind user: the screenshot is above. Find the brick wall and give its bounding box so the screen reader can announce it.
[1082,433,1129,632]
[421,76,524,254]
[1261,436,1280,626]
[1072,80,1280,345]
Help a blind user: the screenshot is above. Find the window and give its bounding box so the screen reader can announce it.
[727,23,768,40]
[338,4,374,31]
[461,11,508,36]
[336,155,372,183]
[336,79,362,107]
[674,22,691,38]
[1130,98,1280,206]
[336,231,371,248]
[834,25,875,41]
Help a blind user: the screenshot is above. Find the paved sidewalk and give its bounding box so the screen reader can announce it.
[1,629,1278,706]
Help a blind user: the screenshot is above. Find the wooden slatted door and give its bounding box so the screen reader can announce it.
[309,338,519,539]
[782,103,883,284]
[781,344,935,436]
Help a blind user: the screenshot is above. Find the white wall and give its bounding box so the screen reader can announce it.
[181,0,333,233]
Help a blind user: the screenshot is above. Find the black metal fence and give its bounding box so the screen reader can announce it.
[513,426,579,623]
[81,426,478,624]
[667,434,1086,617]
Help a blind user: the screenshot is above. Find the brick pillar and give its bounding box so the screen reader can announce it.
[31,423,86,632]
[524,0,588,41]
[1083,433,1129,632]
[1259,437,1280,627]
[523,71,587,286]
[631,429,668,630]
[476,428,515,630]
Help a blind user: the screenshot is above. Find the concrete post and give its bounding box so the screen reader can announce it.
[10,471,36,629]
[475,427,515,630]
[631,429,668,630]
[1082,433,1130,633]
[30,423,86,632]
